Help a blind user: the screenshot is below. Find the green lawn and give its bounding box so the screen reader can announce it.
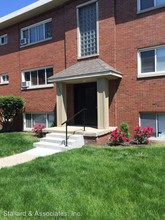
[0,145,165,220]
[0,132,38,157]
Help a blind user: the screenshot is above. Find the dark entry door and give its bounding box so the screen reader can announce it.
[74,82,97,126]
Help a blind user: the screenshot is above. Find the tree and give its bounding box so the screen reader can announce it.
[0,96,25,132]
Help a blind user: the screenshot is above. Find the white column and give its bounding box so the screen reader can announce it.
[97,78,109,129]
[56,82,67,126]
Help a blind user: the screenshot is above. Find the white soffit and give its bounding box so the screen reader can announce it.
[0,0,69,30]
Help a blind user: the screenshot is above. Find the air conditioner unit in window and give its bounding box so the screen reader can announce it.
[22,81,30,88]
[20,38,27,45]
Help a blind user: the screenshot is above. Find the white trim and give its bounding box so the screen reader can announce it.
[52,71,122,82]
[20,18,52,47]
[0,73,9,84]
[76,7,80,58]
[137,45,165,78]
[77,0,99,59]
[138,72,165,78]
[23,112,54,130]
[21,84,54,90]
[140,112,165,137]
[0,0,71,31]
[156,114,158,137]
[77,54,99,60]
[21,18,52,32]
[137,0,165,13]
[76,0,97,9]
[0,0,53,20]
[20,37,52,48]
[137,0,140,11]
[139,113,141,127]
[21,66,54,89]
[0,34,8,46]
[96,1,99,57]
[22,65,53,72]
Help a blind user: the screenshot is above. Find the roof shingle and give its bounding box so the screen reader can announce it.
[49,58,122,82]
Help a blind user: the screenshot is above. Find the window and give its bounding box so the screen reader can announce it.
[138,46,165,77]
[20,19,52,46]
[24,113,54,129]
[140,113,165,137]
[138,0,165,11]
[22,67,53,89]
[0,74,9,84]
[77,0,98,58]
[0,34,7,46]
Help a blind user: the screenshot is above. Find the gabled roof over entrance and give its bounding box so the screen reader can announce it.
[49,59,122,83]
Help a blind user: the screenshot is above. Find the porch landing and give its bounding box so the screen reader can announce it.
[44,126,115,137]
[43,126,116,145]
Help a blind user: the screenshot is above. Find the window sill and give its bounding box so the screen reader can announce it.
[0,82,9,85]
[138,72,165,78]
[137,4,165,14]
[21,84,54,90]
[0,43,7,46]
[77,53,99,60]
[24,128,33,132]
[20,37,52,48]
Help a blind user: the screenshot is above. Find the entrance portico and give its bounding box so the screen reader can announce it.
[49,59,122,129]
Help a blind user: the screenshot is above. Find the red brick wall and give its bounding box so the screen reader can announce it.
[84,133,111,146]
[115,0,165,135]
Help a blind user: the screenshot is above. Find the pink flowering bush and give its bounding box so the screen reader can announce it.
[32,124,45,138]
[109,128,130,146]
[133,126,153,145]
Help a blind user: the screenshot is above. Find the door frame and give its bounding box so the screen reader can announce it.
[74,82,97,126]
[56,78,110,129]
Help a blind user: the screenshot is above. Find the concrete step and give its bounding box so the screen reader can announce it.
[46,132,83,140]
[40,137,76,145]
[33,132,84,150]
[33,141,67,151]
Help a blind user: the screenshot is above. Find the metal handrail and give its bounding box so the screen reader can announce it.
[61,108,87,147]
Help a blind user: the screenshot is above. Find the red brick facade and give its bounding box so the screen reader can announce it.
[0,0,165,135]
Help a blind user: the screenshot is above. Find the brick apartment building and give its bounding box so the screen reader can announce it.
[0,0,165,138]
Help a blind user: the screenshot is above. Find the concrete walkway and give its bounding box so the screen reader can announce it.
[0,147,59,169]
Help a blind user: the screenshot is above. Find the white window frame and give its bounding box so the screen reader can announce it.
[21,66,54,90]
[0,74,9,85]
[23,112,54,130]
[77,0,99,59]
[140,113,165,137]
[0,34,8,46]
[137,0,165,13]
[20,18,52,47]
[138,45,165,78]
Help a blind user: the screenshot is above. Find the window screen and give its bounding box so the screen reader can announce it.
[140,0,154,10]
[140,113,156,136]
[141,50,155,73]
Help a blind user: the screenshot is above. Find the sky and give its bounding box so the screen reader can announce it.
[0,0,39,17]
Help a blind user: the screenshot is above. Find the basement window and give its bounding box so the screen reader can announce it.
[140,113,165,137]
[24,113,54,129]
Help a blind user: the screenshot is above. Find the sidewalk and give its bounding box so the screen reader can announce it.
[0,147,59,169]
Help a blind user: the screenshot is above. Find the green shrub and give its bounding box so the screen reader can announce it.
[132,126,153,145]
[120,122,130,138]
[0,96,25,132]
